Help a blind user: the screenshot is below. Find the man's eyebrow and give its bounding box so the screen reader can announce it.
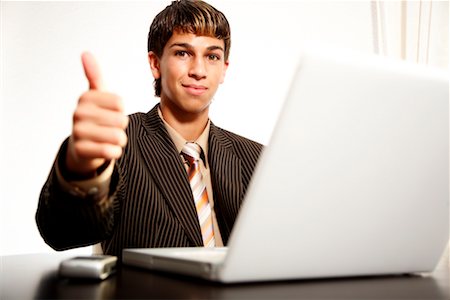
[207,45,224,52]
[169,43,224,52]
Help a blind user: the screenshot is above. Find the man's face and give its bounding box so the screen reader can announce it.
[149,31,229,121]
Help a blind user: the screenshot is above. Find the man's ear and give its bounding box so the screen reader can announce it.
[148,51,161,79]
[220,60,229,84]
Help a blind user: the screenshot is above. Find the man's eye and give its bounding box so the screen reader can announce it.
[175,50,188,57]
[208,54,221,61]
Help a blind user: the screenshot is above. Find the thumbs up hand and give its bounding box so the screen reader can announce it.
[65,52,129,176]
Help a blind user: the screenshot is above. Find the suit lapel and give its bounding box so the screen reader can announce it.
[137,106,203,246]
[208,124,243,241]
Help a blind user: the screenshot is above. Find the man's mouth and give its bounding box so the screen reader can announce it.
[182,83,208,96]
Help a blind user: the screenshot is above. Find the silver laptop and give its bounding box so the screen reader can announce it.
[123,48,449,283]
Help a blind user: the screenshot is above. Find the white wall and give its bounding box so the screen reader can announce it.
[1,0,380,255]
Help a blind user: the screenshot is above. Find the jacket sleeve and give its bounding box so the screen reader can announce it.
[35,138,123,251]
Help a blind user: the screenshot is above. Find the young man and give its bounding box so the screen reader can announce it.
[36,0,262,256]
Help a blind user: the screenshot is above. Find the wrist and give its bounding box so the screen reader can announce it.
[60,139,110,180]
[54,138,115,202]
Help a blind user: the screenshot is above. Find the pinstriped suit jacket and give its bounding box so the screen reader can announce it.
[36,104,263,256]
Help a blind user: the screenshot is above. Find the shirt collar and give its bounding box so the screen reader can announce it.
[158,107,210,167]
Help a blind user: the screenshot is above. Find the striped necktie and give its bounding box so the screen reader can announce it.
[181,142,215,247]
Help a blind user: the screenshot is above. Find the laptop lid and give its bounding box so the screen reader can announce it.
[124,49,449,283]
[218,48,449,282]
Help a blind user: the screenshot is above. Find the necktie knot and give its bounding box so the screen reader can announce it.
[181,142,202,164]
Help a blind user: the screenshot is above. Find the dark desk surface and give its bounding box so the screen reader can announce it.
[2,247,449,300]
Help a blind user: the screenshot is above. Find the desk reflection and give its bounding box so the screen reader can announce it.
[1,251,447,300]
[34,271,116,299]
[33,262,448,300]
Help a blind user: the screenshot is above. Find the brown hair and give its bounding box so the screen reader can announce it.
[148,0,231,97]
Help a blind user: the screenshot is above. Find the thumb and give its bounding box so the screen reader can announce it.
[81,51,105,90]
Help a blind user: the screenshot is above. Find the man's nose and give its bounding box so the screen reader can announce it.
[188,57,207,80]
